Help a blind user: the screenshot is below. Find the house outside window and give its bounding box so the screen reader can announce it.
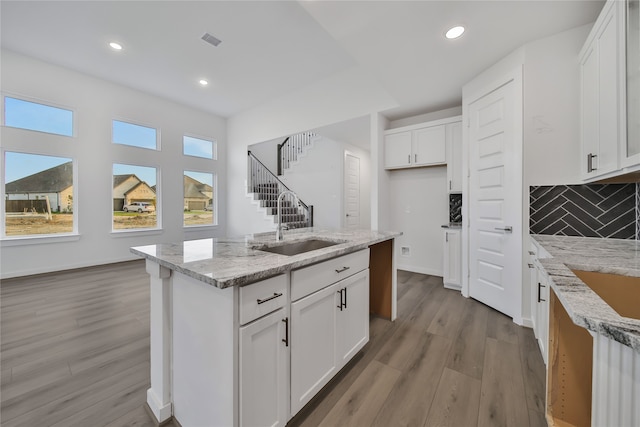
[112,163,158,230]
[183,171,214,226]
[4,152,74,236]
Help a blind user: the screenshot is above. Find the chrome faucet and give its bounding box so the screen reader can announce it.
[276,190,299,241]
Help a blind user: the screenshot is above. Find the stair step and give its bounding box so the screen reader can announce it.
[274,214,306,223]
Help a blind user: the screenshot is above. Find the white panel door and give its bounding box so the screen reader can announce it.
[413,125,446,166]
[290,282,338,416]
[468,77,522,319]
[335,269,369,368]
[239,308,288,427]
[344,153,360,229]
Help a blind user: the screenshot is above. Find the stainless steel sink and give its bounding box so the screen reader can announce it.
[255,239,341,256]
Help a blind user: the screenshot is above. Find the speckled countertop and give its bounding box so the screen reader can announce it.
[131,228,401,289]
[531,234,640,353]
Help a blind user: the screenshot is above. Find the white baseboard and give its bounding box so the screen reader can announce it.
[396,264,442,277]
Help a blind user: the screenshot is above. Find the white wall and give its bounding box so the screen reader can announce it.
[279,136,371,230]
[227,66,396,237]
[247,137,281,174]
[389,167,448,276]
[0,50,227,278]
[523,24,591,186]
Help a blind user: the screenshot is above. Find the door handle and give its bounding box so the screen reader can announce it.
[494,226,513,233]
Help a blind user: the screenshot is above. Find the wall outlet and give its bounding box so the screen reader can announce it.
[401,246,410,257]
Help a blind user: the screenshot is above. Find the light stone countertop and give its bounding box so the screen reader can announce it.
[131,228,401,289]
[531,234,640,353]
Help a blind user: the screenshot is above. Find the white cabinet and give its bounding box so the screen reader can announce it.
[580,0,625,180]
[446,121,463,193]
[528,240,549,365]
[413,125,446,166]
[289,250,370,417]
[239,307,289,427]
[384,117,460,170]
[335,269,369,368]
[384,131,413,169]
[290,282,339,415]
[443,228,461,290]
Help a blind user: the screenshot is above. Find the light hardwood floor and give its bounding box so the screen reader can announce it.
[1,262,546,427]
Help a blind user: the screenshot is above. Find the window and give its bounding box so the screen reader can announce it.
[3,96,73,136]
[112,120,158,150]
[183,135,216,159]
[113,163,158,230]
[4,152,74,236]
[183,171,214,226]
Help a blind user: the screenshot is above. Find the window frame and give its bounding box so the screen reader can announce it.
[111,162,161,234]
[183,134,217,160]
[1,148,79,242]
[183,169,216,228]
[111,118,160,151]
[1,92,76,138]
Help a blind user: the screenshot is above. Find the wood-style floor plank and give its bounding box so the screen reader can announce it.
[1,264,547,427]
[424,367,482,427]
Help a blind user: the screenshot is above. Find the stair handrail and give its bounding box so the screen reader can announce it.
[277,132,316,176]
[247,151,313,227]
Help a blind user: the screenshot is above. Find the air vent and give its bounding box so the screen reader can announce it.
[201,33,222,47]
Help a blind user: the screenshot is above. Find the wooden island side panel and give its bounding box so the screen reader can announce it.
[369,240,393,320]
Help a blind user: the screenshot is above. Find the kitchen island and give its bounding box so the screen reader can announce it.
[131,228,401,426]
[531,235,640,427]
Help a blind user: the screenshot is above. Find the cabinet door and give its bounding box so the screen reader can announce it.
[443,230,461,289]
[413,125,446,166]
[536,273,549,365]
[290,283,338,416]
[384,131,412,169]
[335,269,369,369]
[581,45,599,178]
[239,308,288,427]
[446,121,463,193]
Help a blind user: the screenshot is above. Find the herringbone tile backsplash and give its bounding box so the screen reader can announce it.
[529,184,638,240]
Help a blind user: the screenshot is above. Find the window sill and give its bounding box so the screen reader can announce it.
[110,229,164,238]
[1,233,81,247]
[183,224,218,231]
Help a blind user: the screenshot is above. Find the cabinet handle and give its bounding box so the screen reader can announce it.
[414,154,417,163]
[587,153,598,173]
[494,226,513,233]
[528,263,534,268]
[335,266,350,274]
[528,251,535,255]
[337,289,344,311]
[537,282,546,303]
[257,292,283,305]
[282,318,289,347]
[343,287,347,309]
[408,154,411,164]
[449,180,452,190]
[445,232,449,242]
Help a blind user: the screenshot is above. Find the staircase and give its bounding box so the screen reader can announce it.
[248,151,313,230]
[277,132,317,176]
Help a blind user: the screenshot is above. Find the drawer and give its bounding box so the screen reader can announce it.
[291,249,369,301]
[239,274,288,325]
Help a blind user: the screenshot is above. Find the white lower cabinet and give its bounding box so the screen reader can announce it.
[240,307,289,427]
[336,270,370,368]
[290,268,370,416]
[290,283,339,415]
[529,239,549,365]
[443,229,461,290]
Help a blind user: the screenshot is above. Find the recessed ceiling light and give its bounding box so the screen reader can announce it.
[445,26,465,39]
[109,42,123,50]
[199,79,209,86]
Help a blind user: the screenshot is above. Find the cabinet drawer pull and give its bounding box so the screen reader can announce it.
[282,318,289,347]
[537,282,546,303]
[256,292,283,305]
[528,263,534,268]
[335,266,350,274]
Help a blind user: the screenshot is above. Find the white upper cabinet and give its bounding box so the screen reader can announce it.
[384,116,460,170]
[579,0,626,180]
[446,121,463,193]
[623,0,640,168]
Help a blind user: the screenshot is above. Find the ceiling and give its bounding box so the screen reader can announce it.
[1,1,603,127]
